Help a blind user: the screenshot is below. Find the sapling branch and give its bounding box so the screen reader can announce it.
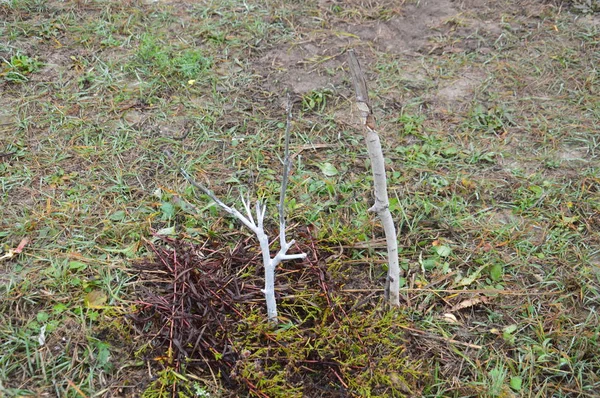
[163,101,306,322]
[347,50,401,307]
[165,150,256,233]
[278,95,293,249]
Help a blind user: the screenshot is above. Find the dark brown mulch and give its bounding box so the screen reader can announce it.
[129,233,338,396]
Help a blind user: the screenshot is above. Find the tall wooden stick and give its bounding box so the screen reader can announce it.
[347,50,401,306]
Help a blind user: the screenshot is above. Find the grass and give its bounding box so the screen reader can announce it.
[1,0,599,396]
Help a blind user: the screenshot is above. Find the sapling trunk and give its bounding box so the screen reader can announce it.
[164,98,306,322]
[347,50,401,306]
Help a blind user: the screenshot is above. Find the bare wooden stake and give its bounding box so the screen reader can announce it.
[347,49,401,307]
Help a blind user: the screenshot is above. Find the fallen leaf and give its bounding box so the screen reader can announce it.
[435,245,452,257]
[38,325,46,346]
[15,238,29,253]
[450,295,489,312]
[442,313,460,323]
[0,238,29,261]
[84,290,108,309]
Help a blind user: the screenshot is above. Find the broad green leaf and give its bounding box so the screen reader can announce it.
[456,265,486,286]
[529,185,543,196]
[435,245,452,257]
[94,341,112,370]
[443,146,458,156]
[225,176,242,184]
[503,324,518,334]
[69,261,87,271]
[510,376,522,391]
[87,310,100,321]
[503,324,518,344]
[109,210,126,221]
[421,258,438,271]
[489,263,503,281]
[160,202,175,219]
[53,303,68,314]
[103,243,138,258]
[156,226,176,237]
[319,162,338,177]
[561,215,579,225]
[441,261,451,273]
[36,311,49,323]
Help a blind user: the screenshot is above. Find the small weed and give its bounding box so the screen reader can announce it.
[141,368,213,398]
[467,104,513,135]
[172,50,213,80]
[1,53,43,82]
[301,89,332,113]
[134,34,212,82]
[486,362,509,397]
[398,112,425,135]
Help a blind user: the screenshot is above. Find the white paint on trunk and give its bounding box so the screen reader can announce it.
[348,50,401,306]
[167,97,306,323]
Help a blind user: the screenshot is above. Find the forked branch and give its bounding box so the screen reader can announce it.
[164,100,306,321]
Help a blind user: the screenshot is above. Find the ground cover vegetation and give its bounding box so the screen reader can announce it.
[1,0,599,396]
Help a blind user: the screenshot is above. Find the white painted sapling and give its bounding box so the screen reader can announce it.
[165,98,306,322]
[347,50,401,307]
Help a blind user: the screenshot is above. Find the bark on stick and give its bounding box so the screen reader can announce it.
[347,50,401,306]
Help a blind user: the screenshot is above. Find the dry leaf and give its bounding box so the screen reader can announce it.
[84,290,108,309]
[443,313,460,323]
[0,238,29,261]
[450,295,489,312]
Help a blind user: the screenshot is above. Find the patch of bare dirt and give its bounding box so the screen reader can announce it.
[0,99,17,137]
[257,43,338,95]
[255,0,463,96]
[344,0,458,54]
[435,69,487,108]
[254,0,507,111]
